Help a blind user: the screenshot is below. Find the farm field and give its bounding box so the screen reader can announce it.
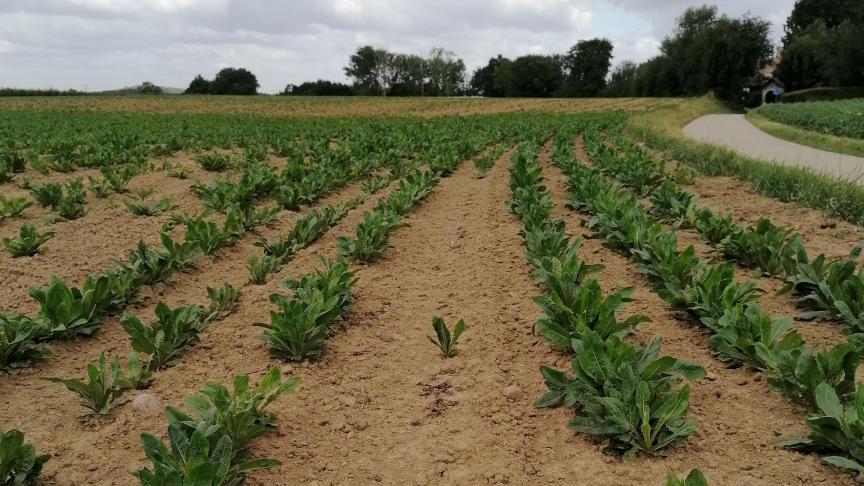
[2,96,864,485]
[757,99,864,140]
[0,95,678,118]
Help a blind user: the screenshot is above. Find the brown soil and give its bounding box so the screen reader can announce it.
[671,172,864,351]
[0,159,214,315]
[627,139,863,351]
[1,136,859,485]
[683,174,864,261]
[540,148,851,486]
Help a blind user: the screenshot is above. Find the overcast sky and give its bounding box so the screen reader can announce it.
[0,0,795,93]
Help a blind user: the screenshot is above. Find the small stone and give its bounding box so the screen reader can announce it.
[281,364,294,374]
[132,394,162,416]
[379,333,395,343]
[502,384,522,400]
[737,379,749,386]
[704,371,717,381]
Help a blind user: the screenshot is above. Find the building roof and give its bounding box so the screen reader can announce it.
[747,75,785,89]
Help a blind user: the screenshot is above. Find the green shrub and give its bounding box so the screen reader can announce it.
[536,331,704,458]
[256,292,330,362]
[28,276,109,339]
[666,469,708,486]
[660,264,761,325]
[126,197,175,217]
[247,255,280,285]
[766,343,859,411]
[336,210,405,263]
[205,283,241,321]
[194,153,236,172]
[695,208,739,245]
[719,218,801,277]
[707,305,803,370]
[428,316,464,358]
[2,225,53,257]
[534,257,648,349]
[121,303,203,369]
[0,427,50,484]
[0,195,31,220]
[0,315,52,371]
[45,352,122,415]
[649,181,700,228]
[782,383,864,477]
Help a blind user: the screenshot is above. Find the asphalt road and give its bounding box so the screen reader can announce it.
[683,114,864,185]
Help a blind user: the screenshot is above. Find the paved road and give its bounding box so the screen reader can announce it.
[683,114,864,184]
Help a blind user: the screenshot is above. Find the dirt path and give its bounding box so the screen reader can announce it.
[683,114,864,184]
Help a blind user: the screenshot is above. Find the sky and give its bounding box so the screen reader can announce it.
[0,0,796,93]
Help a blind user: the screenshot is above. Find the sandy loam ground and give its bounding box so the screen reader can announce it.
[2,128,863,485]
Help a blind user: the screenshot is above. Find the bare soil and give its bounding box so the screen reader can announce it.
[2,135,859,485]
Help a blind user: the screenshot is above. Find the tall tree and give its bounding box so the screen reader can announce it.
[390,54,427,96]
[779,0,864,90]
[426,48,465,96]
[372,49,398,96]
[621,5,772,100]
[344,46,380,95]
[470,56,508,97]
[784,0,864,40]
[344,45,467,97]
[185,75,210,95]
[507,55,563,98]
[604,61,638,97]
[209,68,259,95]
[561,38,614,97]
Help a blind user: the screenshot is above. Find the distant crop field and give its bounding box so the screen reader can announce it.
[758,98,864,139]
[0,94,679,117]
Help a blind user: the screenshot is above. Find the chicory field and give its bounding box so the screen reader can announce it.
[0,98,862,485]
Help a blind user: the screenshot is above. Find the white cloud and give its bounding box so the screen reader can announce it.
[0,0,794,92]
[0,38,13,54]
[68,0,228,14]
[634,37,660,57]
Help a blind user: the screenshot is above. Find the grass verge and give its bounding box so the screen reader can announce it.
[745,111,864,158]
[627,96,864,226]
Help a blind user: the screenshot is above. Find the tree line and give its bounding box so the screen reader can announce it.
[279,40,614,98]
[604,6,773,99]
[605,1,863,99]
[777,0,864,91]
[179,1,862,100]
